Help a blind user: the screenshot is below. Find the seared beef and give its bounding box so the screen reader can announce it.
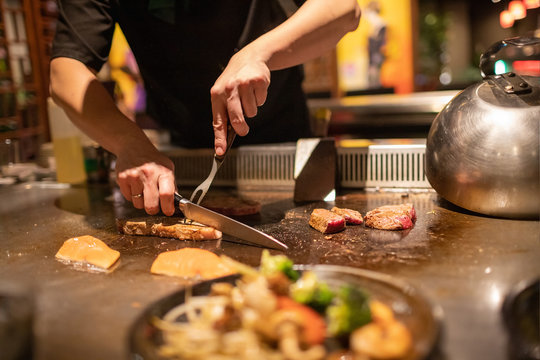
[116,217,222,240]
[201,196,261,216]
[309,208,346,234]
[331,207,364,225]
[364,203,417,230]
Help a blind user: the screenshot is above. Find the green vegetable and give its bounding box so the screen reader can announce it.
[290,271,334,313]
[259,249,299,281]
[326,285,371,337]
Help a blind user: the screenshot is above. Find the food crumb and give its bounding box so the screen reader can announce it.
[324,235,333,240]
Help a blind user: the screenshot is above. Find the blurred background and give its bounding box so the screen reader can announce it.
[0,0,538,165]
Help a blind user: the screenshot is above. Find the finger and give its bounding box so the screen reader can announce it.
[125,168,145,209]
[212,97,228,156]
[141,177,160,215]
[157,173,176,216]
[226,88,249,136]
[238,83,258,118]
[116,172,132,201]
[253,77,269,107]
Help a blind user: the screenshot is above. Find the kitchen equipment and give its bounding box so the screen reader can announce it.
[293,137,337,202]
[190,125,236,204]
[48,97,89,185]
[175,193,287,250]
[425,37,540,219]
[129,264,443,360]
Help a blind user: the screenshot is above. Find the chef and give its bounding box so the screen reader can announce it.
[49,0,361,216]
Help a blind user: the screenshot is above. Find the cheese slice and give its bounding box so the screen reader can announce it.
[55,235,120,270]
[151,248,235,279]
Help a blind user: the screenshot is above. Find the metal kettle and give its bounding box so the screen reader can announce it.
[425,37,540,219]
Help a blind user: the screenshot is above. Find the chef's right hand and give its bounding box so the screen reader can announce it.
[210,47,270,156]
[115,149,177,216]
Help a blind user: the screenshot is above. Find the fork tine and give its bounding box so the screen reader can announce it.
[190,185,208,205]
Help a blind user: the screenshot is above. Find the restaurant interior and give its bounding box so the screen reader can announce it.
[0,1,538,360]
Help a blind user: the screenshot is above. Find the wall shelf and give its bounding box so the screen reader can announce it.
[0,0,54,162]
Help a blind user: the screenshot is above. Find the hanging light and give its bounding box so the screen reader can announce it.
[523,0,540,9]
[509,0,527,19]
[500,10,515,28]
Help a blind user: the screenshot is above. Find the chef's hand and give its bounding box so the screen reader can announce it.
[211,48,270,156]
[115,148,177,216]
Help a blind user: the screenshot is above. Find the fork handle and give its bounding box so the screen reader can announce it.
[216,123,236,161]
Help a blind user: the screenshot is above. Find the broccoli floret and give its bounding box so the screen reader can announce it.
[259,249,299,281]
[326,285,371,337]
[290,271,334,313]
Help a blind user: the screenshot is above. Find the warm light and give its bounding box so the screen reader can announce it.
[513,60,540,76]
[509,0,526,19]
[500,10,515,28]
[523,0,540,9]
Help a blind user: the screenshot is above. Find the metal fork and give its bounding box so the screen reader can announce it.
[190,124,236,205]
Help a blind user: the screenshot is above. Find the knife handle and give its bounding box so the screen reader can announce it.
[174,192,186,216]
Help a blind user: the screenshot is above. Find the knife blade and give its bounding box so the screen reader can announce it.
[174,193,288,250]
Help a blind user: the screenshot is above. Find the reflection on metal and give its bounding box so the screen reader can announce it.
[324,190,336,201]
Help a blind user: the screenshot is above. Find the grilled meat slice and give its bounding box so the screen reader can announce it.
[331,207,363,225]
[116,217,222,240]
[309,208,346,234]
[364,203,416,230]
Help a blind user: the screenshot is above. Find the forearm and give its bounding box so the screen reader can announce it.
[49,57,156,156]
[247,0,361,70]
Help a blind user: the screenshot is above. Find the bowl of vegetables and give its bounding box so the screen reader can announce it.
[129,251,443,360]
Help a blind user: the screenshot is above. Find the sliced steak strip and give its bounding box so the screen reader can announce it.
[309,208,346,234]
[331,206,364,225]
[201,196,261,216]
[364,203,416,230]
[116,217,222,240]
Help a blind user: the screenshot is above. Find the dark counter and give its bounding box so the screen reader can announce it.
[0,182,538,360]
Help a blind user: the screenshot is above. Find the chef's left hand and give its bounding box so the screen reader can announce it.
[211,48,270,156]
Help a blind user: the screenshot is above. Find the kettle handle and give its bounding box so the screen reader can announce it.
[479,37,540,78]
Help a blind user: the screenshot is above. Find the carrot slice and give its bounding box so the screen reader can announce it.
[277,296,327,345]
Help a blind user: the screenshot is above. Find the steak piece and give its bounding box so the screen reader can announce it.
[201,196,261,216]
[309,208,346,234]
[364,203,417,230]
[331,207,364,225]
[116,217,222,240]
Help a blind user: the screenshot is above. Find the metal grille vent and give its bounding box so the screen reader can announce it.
[167,143,431,190]
[167,148,237,187]
[236,144,296,190]
[338,145,429,189]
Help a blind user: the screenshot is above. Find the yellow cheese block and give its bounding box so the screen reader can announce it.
[56,235,120,270]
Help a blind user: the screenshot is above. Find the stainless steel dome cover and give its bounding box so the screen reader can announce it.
[425,37,540,219]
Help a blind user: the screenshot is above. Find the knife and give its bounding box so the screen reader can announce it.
[174,193,288,250]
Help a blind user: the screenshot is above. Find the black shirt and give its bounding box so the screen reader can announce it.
[52,0,312,148]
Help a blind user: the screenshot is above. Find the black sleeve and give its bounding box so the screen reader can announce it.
[51,0,116,71]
